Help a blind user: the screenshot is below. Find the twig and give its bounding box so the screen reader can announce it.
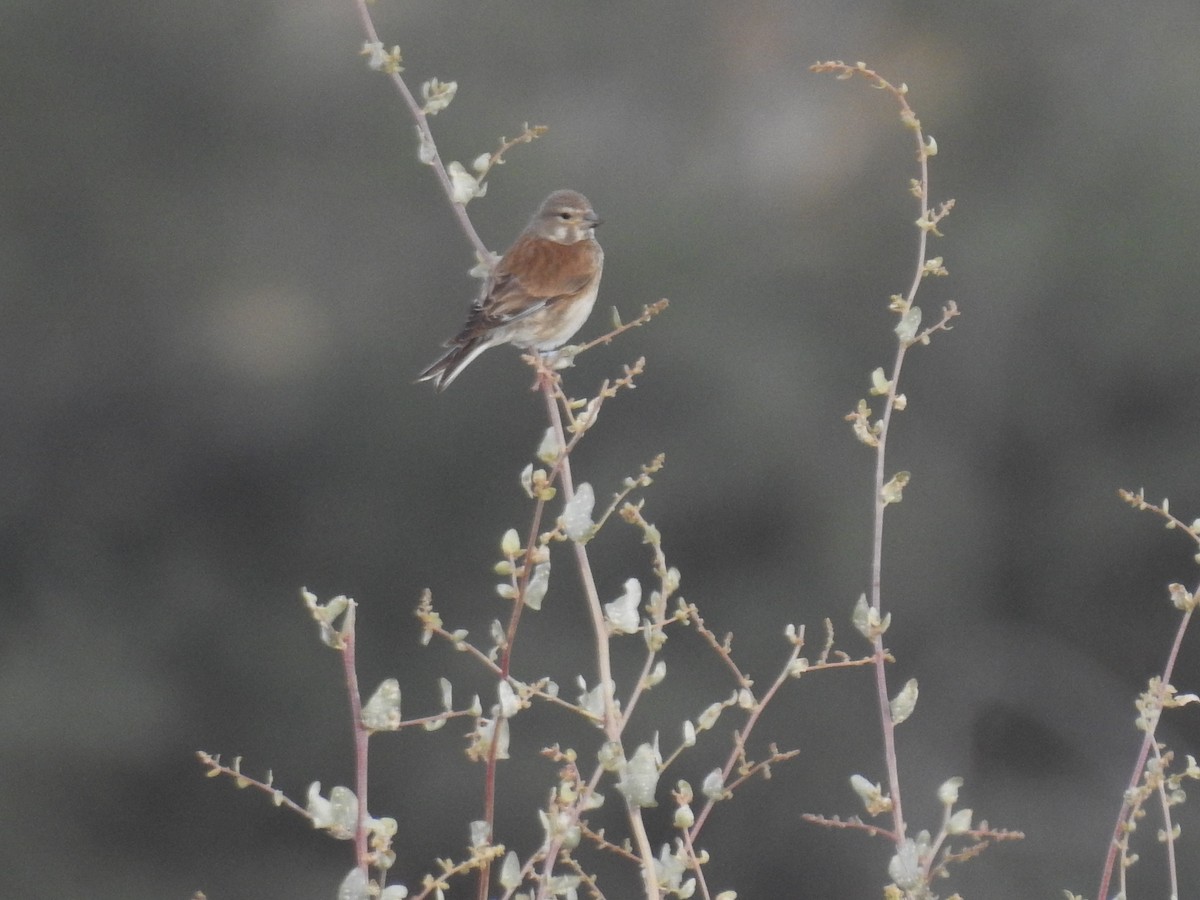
[351,0,489,262]
[537,374,662,900]
[196,752,311,819]
[811,58,957,849]
[1097,490,1200,900]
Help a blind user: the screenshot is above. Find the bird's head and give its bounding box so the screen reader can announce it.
[533,190,601,244]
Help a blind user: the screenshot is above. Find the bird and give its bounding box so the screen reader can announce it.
[417,189,604,391]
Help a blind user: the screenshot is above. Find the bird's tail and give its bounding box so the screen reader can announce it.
[415,337,492,392]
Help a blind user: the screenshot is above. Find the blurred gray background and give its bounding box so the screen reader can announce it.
[4,0,1200,897]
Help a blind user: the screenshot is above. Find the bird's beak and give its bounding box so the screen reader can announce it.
[586,211,602,227]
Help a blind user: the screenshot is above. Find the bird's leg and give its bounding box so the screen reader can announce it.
[528,352,558,393]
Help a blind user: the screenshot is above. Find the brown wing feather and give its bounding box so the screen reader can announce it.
[442,237,601,348]
[500,238,598,296]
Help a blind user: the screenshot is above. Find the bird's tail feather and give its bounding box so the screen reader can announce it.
[415,337,492,392]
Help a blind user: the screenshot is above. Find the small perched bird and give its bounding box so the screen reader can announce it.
[417,189,604,391]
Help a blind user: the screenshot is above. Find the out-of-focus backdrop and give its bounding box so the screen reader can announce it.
[4,0,1200,897]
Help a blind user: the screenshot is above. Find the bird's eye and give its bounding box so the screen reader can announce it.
[558,211,571,220]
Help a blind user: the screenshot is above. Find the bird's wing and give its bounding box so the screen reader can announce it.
[483,242,598,322]
[443,239,598,346]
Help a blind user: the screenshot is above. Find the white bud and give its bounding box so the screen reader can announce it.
[947,808,972,835]
[501,528,521,557]
[536,426,561,464]
[888,839,922,890]
[617,743,660,807]
[562,483,596,542]
[498,680,519,718]
[895,306,922,344]
[701,769,725,801]
[889,678,919,724]
[339,867,370,900]
[420,78,457,115]
[880,471,911,505]
[696,701,724,731]
[361,679,402,731]
[605,578,642,634]
[646,660,667,687]
[469,819,490,849]
[416,127,436,165]
[937,776,962,806]
[674,804,694,829]
[499,851,521,889]
[447,161,481,204]
[524,561,550,610]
